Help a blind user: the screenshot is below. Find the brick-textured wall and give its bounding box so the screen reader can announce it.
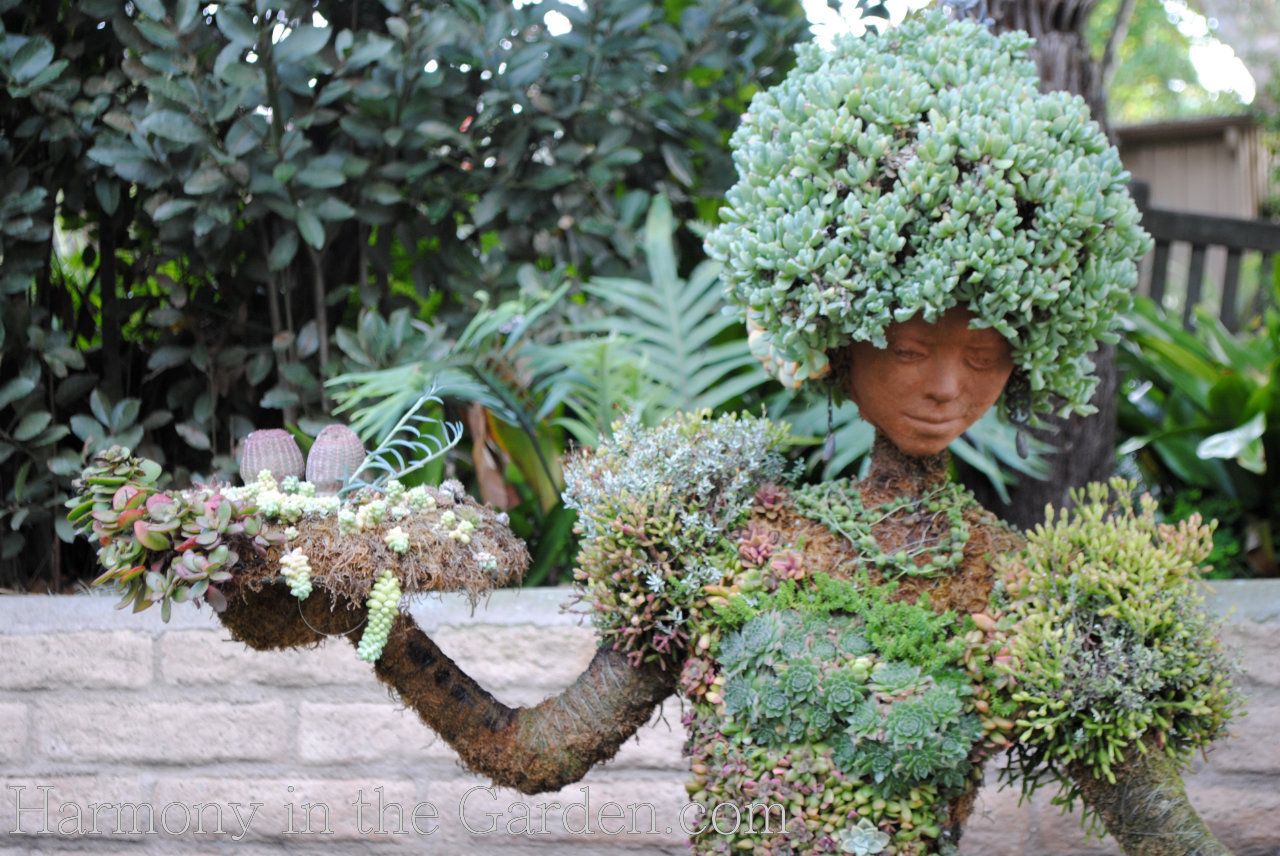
[2,583,1278,855]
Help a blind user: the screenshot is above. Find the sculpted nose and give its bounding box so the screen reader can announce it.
[925,363,961,403]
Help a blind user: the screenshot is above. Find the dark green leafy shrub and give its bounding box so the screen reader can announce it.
[1,0,807,588]
[1117,293,1280,576]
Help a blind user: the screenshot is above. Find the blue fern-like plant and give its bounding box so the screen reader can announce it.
[341,388,463,495]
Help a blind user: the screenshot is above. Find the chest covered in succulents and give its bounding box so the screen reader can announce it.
[674,437,1023,855]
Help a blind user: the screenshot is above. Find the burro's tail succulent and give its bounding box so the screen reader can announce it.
[239,429,305,483]
[306,424,366,495]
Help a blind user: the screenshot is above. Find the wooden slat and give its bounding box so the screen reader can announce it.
[1140,207,1280,253]
[1149,239,1171,306]
[1257,254,1275,320]
[1183,243,1207,329]
[1221,248,1242,332]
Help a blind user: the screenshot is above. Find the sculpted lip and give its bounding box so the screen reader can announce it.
[906,415,961,427]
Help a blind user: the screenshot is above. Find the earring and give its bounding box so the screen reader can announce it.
[1004,370,1031,459]
[824,380,836,463]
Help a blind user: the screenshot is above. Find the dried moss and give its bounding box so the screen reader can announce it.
[231,491,528,605]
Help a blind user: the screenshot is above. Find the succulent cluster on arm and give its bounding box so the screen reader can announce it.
[562,410,790,669]
[992,480,1242,831]
[705,11,1151,420]
[69,445,526,662]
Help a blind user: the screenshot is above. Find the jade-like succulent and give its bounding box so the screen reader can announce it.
[840,818,891,855]
[239,429,305,483]
[69,446,279,619]
[992,479,1242,806]
[706,11,1151,420]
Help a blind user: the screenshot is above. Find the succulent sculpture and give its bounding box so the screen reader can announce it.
[71,11,1236,856]
[705,11,1151,421]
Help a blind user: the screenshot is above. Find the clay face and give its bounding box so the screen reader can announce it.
[837,306,1014,457]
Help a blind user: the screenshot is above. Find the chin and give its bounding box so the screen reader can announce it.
[899,440,951,457]
[892,430,954,457]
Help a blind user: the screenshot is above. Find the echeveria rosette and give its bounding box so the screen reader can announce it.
[706,12,1152,420]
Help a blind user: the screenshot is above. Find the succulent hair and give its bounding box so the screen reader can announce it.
[706,11,1151,421]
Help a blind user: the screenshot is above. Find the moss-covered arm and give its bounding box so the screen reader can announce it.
[218,582,677,794]
[1072,738,1233,856]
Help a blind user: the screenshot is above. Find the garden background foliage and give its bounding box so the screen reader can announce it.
[0,0,810,588]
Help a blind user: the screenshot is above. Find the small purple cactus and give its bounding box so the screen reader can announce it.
[239,429,305,484]
[306,424,366,495]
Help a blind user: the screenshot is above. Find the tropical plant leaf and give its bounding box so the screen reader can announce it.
[528,336,654,447]
[576,196,764,418]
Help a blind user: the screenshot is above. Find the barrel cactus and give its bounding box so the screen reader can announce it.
[239,429,305,484]
[306,424,366,495]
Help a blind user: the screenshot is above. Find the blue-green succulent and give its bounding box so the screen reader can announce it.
[706,11,1151,420]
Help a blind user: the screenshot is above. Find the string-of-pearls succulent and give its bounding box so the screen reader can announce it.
[279,548,313,599]
[357,569,402,662]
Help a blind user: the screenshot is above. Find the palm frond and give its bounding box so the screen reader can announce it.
[575,195,766,418]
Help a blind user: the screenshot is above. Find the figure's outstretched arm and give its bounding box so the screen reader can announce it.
[217,581,676,795]
[994,483,1240,856]
[1068,740,1232,856]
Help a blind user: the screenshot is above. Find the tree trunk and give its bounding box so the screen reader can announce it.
[962,0,1116,530]
[217,582,677,794]
[977,7,1235,855]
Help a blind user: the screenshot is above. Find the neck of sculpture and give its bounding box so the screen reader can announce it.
[864,431,950,496]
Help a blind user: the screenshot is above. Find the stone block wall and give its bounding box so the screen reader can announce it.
[2,583,1277,855]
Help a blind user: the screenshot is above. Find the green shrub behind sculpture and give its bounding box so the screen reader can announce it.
[706,11,1152,419]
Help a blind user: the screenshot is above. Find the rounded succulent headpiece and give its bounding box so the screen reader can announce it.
[706,11,1152,420]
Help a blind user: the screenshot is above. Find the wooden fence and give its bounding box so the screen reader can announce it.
[1134,198,1280,331]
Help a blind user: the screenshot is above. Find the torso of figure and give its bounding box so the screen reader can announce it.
[679,434,1024,856]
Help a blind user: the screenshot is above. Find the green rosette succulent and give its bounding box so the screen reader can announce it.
[706,11,1151,419]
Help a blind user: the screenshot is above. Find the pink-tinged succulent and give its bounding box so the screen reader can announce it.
[239,429,304,483]
[753,483,788,520]
[736,523,780,568]
[769,549,804,581]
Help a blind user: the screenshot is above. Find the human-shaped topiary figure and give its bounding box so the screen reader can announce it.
[72,11,1239,856]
